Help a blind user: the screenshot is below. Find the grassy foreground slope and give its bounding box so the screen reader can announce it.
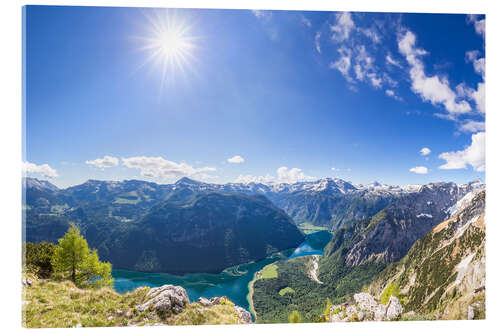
[22,274,244,327]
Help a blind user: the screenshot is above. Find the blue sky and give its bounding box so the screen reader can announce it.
[23,6,485,188]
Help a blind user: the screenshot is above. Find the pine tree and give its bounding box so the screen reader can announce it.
[51,224,113,288]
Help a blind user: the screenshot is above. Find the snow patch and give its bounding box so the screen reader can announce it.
[416,213,433,219]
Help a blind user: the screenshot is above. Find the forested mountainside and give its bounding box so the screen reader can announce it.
[252,182,485,322]
[92,192,304,274]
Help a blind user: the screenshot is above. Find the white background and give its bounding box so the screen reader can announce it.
[1,1,499,332]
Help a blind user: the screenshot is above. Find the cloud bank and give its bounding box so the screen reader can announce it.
[22,161,59,178]
[439,132,485,172]
[122,156,216,180]
[86,156,119,169]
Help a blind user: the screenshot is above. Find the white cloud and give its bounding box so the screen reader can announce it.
[367,73,382,88]
[277,166,315,183]
[466,14,485,37]
[122,156,216,180]
[331,167,337,171]
[385,89,403,101]
[22,161,59,178]
[315,32,321,54]
[359,27,381,44]
[330,46,353,82]
[465,50,485,78]
[330,12,355,42]
[234,166,315,184]
[439,132,485,171]
[398,30,471,116]
[234,174,275,184]
[86,155,119,169]
[227,155,245,164]
[386,54,402,68]
[459,120,485,133]
[456,81,485,114]
[300,15,312,28]
[252,10,272,22]
[420,147,431,156]
[409,166,428,174]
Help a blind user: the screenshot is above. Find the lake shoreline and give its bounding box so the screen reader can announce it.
[247,271,258,320]
[112,230,333,314]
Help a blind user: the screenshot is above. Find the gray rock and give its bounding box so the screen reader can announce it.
[345,305,357,318]
[354,293,379,313]
[198,297,212,307]
[468,305,475,320]
[22,278,33,287]
[209,297,222,305]
[235,306,252,324]
[374,304,387,321]
[136,285,190,314]
[385,296,403,320]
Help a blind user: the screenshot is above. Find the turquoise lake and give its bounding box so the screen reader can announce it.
[112,230,332,312]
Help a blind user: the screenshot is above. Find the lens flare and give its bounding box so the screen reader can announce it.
[138,10,197,89]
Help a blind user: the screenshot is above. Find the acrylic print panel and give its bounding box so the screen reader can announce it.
[22,4,485,327]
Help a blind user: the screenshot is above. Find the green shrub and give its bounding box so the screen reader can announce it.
[288,310,302,323]
[380,282,401,305]
[23,241,56,278]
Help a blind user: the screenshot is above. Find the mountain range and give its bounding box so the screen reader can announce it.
[251,179,485,322]
[23,176,484,275]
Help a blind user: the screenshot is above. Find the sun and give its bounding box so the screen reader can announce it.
[139,10,197,87]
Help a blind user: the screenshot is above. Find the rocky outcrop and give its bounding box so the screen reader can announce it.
[197,296,227,307]
[136,285,190,314]
[329,292,403,322]
[22,278,33,287]
[197,296,252,324]
[235,306,252,324]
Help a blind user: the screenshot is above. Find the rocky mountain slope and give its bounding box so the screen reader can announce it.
[251,181,485,323]
[324,181,484,268]
[366,190,485,320]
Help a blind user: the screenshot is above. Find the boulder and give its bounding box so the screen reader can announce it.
[385,296,403,320]
[467,305,475,320]
[136,285,190,314]
[345,305,358,318]
[22,278,33,287]
[198,297,212,307]
[354,293,379,313]
[374,304,387,321]
[235,306,252,324]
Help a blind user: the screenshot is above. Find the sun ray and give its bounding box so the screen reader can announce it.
[136,9,198,89]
